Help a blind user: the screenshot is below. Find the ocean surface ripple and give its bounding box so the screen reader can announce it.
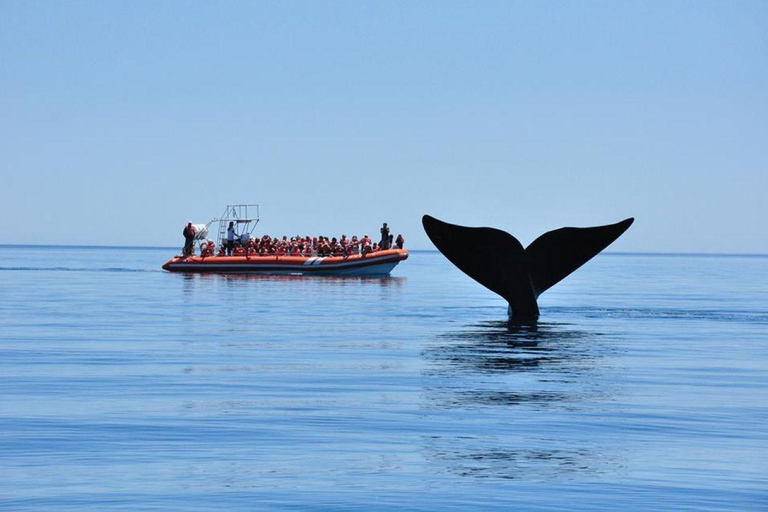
[1,246,767,510]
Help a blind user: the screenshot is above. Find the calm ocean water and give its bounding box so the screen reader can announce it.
[1,246,766,511]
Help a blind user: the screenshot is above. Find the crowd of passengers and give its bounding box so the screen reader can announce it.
[183,221,405,257]
[185,221,404,258]
[212,232,405,258]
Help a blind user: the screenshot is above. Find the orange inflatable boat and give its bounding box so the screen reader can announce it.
[162,249,409,276]
[164,204,407,276]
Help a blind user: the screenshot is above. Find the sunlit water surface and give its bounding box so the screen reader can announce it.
[1,246,767,510]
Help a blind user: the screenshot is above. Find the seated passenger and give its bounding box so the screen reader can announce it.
[329,237,340,255]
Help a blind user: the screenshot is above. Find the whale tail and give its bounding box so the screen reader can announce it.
[421,215,634,322]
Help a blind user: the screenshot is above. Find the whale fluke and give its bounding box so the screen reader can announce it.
[422,215,634,322]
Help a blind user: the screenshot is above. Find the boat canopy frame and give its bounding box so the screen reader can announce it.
[211,204,260,247]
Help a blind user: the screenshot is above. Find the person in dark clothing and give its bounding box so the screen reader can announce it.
[395,234,404,249]
[183,222,196,256]
[380,222,391,250]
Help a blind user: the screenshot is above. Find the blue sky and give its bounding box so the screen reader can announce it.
[2,1,766,252]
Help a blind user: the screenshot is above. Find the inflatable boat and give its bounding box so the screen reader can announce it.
[162,249,408,276]
[164,204,408,276]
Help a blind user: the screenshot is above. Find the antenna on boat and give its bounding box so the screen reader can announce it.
[212,204,260,247]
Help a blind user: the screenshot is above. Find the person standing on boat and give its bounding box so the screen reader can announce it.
[183,222,196,257]
[226,221,237,256]
[380,223,391,249]
[395,234,404,249]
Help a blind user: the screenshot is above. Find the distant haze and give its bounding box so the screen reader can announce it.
[2,1,766,253]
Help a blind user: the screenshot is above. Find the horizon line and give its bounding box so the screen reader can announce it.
[0,243,766,258]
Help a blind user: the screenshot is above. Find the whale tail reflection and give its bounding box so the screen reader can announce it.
[421,215,634,322]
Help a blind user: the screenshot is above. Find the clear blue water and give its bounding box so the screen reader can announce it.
[1,246,767,511]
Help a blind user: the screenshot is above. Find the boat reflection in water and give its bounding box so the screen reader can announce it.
[179,271,406,292]
[421,321,623,480]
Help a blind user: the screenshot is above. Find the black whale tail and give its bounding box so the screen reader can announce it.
[421,215,634,322]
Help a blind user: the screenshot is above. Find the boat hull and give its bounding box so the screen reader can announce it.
[162,249,408,276]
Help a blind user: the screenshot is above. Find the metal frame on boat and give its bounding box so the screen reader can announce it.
[213,204,260,248]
